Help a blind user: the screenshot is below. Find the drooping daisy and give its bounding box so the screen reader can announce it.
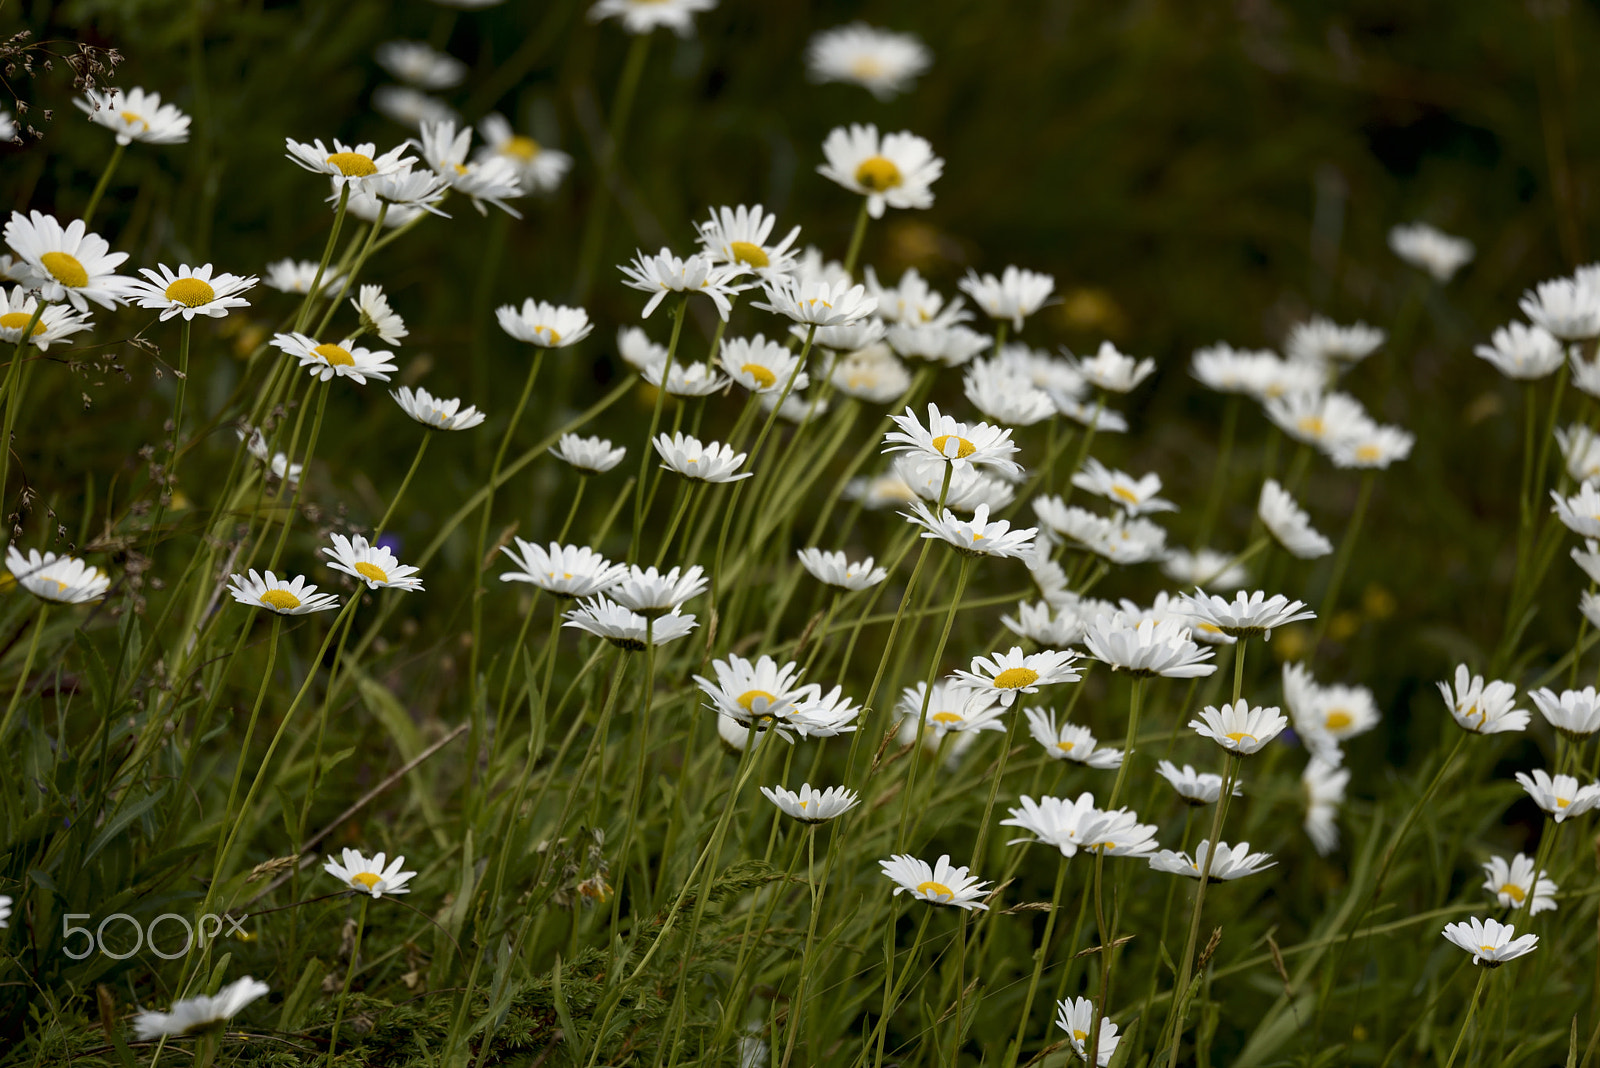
[1302,756,1349,855]
[720,334,808,394]
[1023,711,1123,769]
[953,647,1080,707]
[588,0,717,36]
[476,114,572,194]
[76,86,191,146]
[1482,854,1557,915]
[348,284,407,344]
[1083,613,1216,678]
[816,124,942,219]
[1441,917,1538,967]
[496,298,593,348]
[5,546,110,604]
[897,680,1006,737]
[271,332,398,384]
[619,248,744,320]
[1258,479,1333,559]
[239,426,302,485]
[0,287,91,350]
[1157,761,1239,805]
[1474,321,1563,380]
[1520,277,1600,341]
[696,654,809,730]
[963,361,1057,426]
[752,276,878,328]
[640,358,729,396]
[226,570,339,615]
[883,402,1022,476]
[879,854,990,910]
[391,385,485,431]
[806,23,931,100]
[1285,316,1385,367]
[608,563,708,615]
[1438,665,1528,734]
[552,434,625,474]
[3,210,129,311]
[654,432,753,483]
[1071,458,1176,516]
[123,262,257,321]
[1073,341,1155,393]
[1189,699,1288,756]
[1557,426,1600,483]
[697,204,801,278]
[372,86,458,130]
[132,977,270,1041]
[959,266,1055,331]
[1389,222,1474,283]
[796,548,887,591]
[901,500,1037,560]
[563,596,697,650]
[1552,481,1600,538]
[500,540,625,598]
[284,137,412,187]
[760,784,859,823]
[1516,768,1600,822]
[324,533,423,592]
[1149,840,1275,881]
[1055,996,1121,1067]
[1182,590,1314,639]
[263,259,344,295]
[375,40,467,90]
[325,848,416,897]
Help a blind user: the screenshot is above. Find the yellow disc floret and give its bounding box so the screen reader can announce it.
[931,434,976,459]
[729,241,770,269]
[313,342,356,367]
[0,312,43,336]
[164,277,216,307]
[737,689,778,712]
[916,880,953,899]
[40,251,88,289]
[354,562,389,585]
[260,589,302,612]
[350,871,381,890]
[326,151,378,177]
[741,363,777,389]
[855,155,903,192]
[501,135,541,160]
[1323,710,1352,731]
[992,666,1040,690]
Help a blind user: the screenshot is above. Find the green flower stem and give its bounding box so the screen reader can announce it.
[295,184,350,333]
[778,824,830,1068]
[374,433,431,539]
[0,601,47,743]
[1442,968,1491,1068]
[608,618,660,940]
[140,318,193,562]
[313,203,387,339]
[81,141,126,227]
[1003,854,1070,1068]
[324,894,370,1068]
[630,296,688,561]
[1310,470,1375,652]
[0,307,42,505]
[841,199,871,277]
[652,480,697,567]
[1106,676,1146,811]
[863,905,934,1068]
[1195,393,1241,549]
[265,379,330,572]
[895,553,972,851]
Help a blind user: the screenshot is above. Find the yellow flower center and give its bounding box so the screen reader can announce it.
[538,326,561,344]
[164,277,216,307]
[501,135,541,160]
[354,561,389,584]
[850,56,887,79]
[1556,796,1571,808]
[1479,944,1495,954]
[0,312,43,336]
[1112,484,1140,505]
[931,434,976,459]
[729,241,770,268]
[119,110,148,130]
[931,711,963,724]
[1355,444,1382,462]
[993,666,1040,689]
[350,871,381,890]
[915,880,953,899]
[741,363,777,388]
[40,251,88,289]
[737,689,778,712]
[313,342,355,367]
[1225,731,1257,744]
[326,151,378,177]
[1056,740,1075,752]
[1297,415,1326,437]
[855,155,903,192]
[1501,883,1526,904]
[260,589,302,611]
[1073,1029,1089,1042]
[548,571,575,580]
[1324,710,1353,730]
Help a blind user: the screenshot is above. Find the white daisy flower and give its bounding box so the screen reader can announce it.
[963,362,1057,427]
[1258,479,1333,559]
[614,325,668,371]
[1191,344,1300,399]
[1182,589,1314,639]
[350,284,407,343]
[752,275,877,327]
[607,563,708,615]
[893,451,1018,513]
[1302,756,1349,855]
[0,113,12,142]
[263,259,345,295]
[792,246,852,289]
[1263,391,1374,450]
[324,848,416,897]
[563,595,696,650]
[790,685,861,739]
[1024,709,1123,769]
[1326,423,1415,469]
[806,317,888,352]
[1001,600,1085,648]
[886,322,991,367]
[619,248,744,320]
[959,266,1054,331]
[124,262,257,321]
[1083,613,1216,678]
[239,426,302,485]
[0,894,9,927]
[76,86,190,146]
[1474,321,1563,380]
[1189,699,1288,756]
[1157,761,1239,805]
[720,334,808,394]
[1575,539,1600,584]
[284,137,412,187]
[883,402,1022,476]
[3,210,129,312]
[589,0,716,35]
[695,654,809,729]
[831,343,913,403]
[697,204,801,277]
[1001,793,1104,856]
[5,546,109,604]
[552,434,625,474]
[1552,480,1600,538]
[1438,665,1528,734]
[500,540,625,598]
[0,286,91,350]
[902,500,1037,560]
[1557,426,1600,483]
[324,533,422,591]
[1071,458,1176,516]
[1441,916,1538,967]
[372,86,458,131]
[795,548,887,591]
[654,432,753,483]
[1055,394,1131,432]
[1162,548,1248,592]
[1073,341,1155,393]
[132,977,269,1041]
[391,385,485,431]
[1389,222,1474,282]
[226,570,339,615]
[271,332,398,384]
[844,472,918,511]
[1149,840,1275,882]
[1078,807,1161,858]
[897,680,1006,737]
[476,114,572,193]
[1282,662,1381,754]
[806,23,931,100]
[1515,768,1600,822]
[376,40,467,89]
[496,298,592,348]
[640,359,729,396]
[1055,996,1121,1067]
[1482,854,1557,915]
[1529,686,1600,738]
[864,266,969,327]
[879,854,990,910]
[760,783,859,823]
[414,120,524,217]
[344,184,428,229]
[1285,316,1386,367]
[1520,277,1600,341]
[817,124,942,219]
[953,647,1080,707]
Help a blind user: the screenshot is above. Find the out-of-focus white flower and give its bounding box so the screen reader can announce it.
[1388,222,1473,282]
[806,23,931,99]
